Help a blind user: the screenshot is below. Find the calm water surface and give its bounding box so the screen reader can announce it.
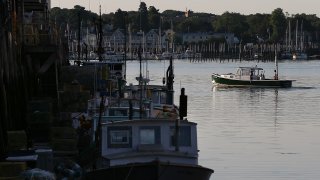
[126,60,320,180]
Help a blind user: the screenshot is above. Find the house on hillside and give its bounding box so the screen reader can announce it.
[145,29,160,53]
[182,32,239,46]
[108,28,125,51]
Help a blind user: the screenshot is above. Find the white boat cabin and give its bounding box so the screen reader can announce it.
[221,66,265,80]
[100,119,199,167]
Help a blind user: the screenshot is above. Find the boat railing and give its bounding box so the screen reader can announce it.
[137,144,164,152]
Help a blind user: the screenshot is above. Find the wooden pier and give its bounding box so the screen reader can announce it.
[0,0,67,159]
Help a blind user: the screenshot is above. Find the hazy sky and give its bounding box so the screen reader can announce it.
[51,0,320,17]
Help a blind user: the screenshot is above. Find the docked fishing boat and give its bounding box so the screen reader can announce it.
[85,116,213,180]
[84,54,213,179]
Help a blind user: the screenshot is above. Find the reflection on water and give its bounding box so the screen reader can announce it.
[207,86,320,180]
[127,60,320,180]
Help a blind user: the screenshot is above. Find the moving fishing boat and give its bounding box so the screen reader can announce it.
[212,55,294,88]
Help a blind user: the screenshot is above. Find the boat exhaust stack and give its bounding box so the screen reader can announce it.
[176,88,188,152]
[166,57,174,105]
[179,88,187,120]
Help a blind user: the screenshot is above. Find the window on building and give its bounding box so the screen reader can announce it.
[140,126,161,145]
[110,130,129,144]
[108,126,132,148]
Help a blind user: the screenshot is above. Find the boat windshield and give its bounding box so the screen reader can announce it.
[236,68,251,76]
[236,67,263,76]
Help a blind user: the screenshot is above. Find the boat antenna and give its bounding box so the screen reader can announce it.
[94,94,105,169]
[138,45,143,119]
[162,60,166,86]
[124,12,127,80]
[77,11,81,63]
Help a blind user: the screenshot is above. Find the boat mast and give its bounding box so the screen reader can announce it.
[124,13,127,80]
[300,20,304,52]
[98,5,103,62]
[274,48,278,80]
[288,20,291,52]
[138,1,144,119]
[295,20,298,52]
[77,11,81,62]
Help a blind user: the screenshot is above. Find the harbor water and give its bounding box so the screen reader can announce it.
[126,59,320,180]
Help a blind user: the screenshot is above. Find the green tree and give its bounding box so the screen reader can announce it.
[246,13,270,41]
[102,13,113,24]
[148,6,160,29]
[212,12,248,38]
[176,16,213,33]
[113,9,126,29]
[127,11,140,32]
[138,2,148,32]
[270,8,287,42]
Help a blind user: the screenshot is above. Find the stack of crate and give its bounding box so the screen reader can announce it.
[0,162,26,179]
[6,131,28,151]
[59,83,91,112]
[27,98,53,143]
[50,126,78,158]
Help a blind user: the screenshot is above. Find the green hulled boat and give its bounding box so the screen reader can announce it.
[212,66,294,88]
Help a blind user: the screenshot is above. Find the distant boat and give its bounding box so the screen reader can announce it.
[212,52,294,88]
[211,66,294,88]
[183,49,201,59]
[280,51,292,60]
[292,52,307,60]
[292,20,307,60]
[101,48,125,61]
[161,51,173,60]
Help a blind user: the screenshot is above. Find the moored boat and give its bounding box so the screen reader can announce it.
[84,55,213,179]
[85,118,213,180]
[292,52,308,60]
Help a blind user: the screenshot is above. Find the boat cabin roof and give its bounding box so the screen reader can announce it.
[102,119,196,126]
[238,66,264,71]
[235,66,265,76]
[125,85,168,91]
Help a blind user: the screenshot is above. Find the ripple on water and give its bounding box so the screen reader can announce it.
[127,60,320,180]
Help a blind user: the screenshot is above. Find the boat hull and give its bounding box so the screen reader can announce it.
[212,74,293,88]
[85,161,213,180]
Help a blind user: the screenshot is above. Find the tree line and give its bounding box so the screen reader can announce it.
[50,2,320,44]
